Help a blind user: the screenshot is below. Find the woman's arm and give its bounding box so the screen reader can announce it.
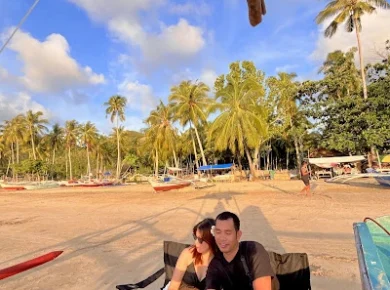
[168,248,191,290]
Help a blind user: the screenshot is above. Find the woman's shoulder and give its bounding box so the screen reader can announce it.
[179,246,194,259]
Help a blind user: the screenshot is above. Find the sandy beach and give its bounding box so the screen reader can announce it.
[0,179,388,290]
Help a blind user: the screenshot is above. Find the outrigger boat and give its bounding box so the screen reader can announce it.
[353,216,390,290]
[326,169,390,187]
[148,176,191,192]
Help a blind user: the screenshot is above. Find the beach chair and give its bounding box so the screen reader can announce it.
[116,241,311,290]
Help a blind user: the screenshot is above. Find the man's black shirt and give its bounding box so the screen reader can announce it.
[206,241,275,290]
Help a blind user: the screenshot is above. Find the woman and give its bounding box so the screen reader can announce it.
[167,218,217,290]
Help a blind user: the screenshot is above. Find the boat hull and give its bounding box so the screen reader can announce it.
[353,216,390,290]
[0,184,26,190]
[0,251,63,280]
[375,175,390,187]
[150,180,191,192]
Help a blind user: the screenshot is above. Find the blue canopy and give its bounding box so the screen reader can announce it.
[198,163,233,171]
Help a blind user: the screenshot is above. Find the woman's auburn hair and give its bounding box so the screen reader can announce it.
[189,218,217,265]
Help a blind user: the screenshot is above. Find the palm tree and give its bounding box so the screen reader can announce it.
[145,101,178,176]
[316,0,390,100]
[24,110,48,160]
[80,122,98,179]
[104,95,127,180]
[267,72,303,169]
[169,80,210,166]
[64,120,79,180]
[47,124,63,166]
[209,61,266,176]
[1,115,25,164]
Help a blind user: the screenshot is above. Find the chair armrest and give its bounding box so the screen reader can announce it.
[116,267,165,289]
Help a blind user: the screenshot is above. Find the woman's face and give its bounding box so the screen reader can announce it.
[194,229,210,254]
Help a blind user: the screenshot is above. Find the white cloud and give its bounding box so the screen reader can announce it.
[142,19,205,62]
[118,79,158,114]
[69,0,205,65]
[0,92,51,122]
[169,1,211,16]
[2,29,104,93]
[200,68,218,89]
[311,9,390,65]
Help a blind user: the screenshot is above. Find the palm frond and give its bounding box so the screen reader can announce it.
[316,1,348,24]
[366,0,390,9]
[324,21,339,37]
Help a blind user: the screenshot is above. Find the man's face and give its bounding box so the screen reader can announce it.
[214,218,241,254]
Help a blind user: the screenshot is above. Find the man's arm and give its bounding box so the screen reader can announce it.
[248,242,275,290]
[253,276,272,290]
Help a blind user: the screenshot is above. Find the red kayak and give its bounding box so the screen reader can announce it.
[0,251,63,280]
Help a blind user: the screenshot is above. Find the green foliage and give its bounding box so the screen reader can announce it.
[13,159,49,175]
[208,61,267,154]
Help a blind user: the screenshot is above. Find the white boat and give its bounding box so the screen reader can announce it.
[23,182,59,190]
[148,176,191,192]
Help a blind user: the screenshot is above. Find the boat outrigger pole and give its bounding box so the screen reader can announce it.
[0,0,41,56]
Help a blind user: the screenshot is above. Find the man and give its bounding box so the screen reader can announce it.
[300,161,311,196]
[206,211,277,290]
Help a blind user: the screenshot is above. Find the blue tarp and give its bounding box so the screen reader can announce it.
[198,163,233,171]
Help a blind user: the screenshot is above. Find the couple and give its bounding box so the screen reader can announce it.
[167,211,276,290]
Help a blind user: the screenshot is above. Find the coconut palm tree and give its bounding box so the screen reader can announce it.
[145,101,178,176]
[209,61,267,176]
[316,0,390,100]
[104,95,127,180]
[267,72,303,168]
[64,120,79,180]
[80,122,98,179]
[46,123,64,166]
[1,115,25,164]
[24,110,48,160]
[169,80,210,166]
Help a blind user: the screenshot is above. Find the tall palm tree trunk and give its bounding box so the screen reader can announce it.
[100,155,103,177]
[193,125,207,166]
[30,127,37,160]
[16,141,20,164]
[68,147,73,180]
[191,134,199,169]
[11,143,15,180]
[96,153,100,179]
[244,146,256,177]
[173,150,179,168]
[65,150,68,179]
[286,149,289,170]
[293,136,301,176]
[86,145,91,180]
[116,114,121,180]
[353,16,368,100]
[154,149,159,177]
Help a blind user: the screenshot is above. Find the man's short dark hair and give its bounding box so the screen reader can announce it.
[216,211,240,231]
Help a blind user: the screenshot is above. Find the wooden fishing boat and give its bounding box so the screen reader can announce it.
[0,183,26,190]
[23,182,59,190]
[148,177,191,192]
[353,216,390,290]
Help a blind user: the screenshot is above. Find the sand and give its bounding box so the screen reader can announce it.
[0,179,388,290]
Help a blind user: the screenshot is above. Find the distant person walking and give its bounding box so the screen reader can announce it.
[300,161,311,196]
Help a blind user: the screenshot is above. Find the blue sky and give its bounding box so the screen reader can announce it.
[1,0,389,134]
